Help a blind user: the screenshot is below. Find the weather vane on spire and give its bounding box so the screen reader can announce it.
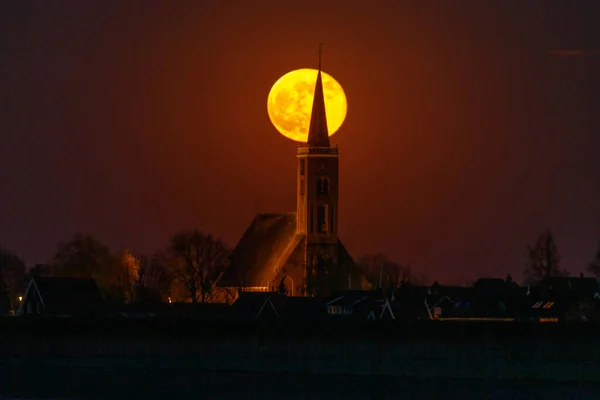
[318,43,324,70]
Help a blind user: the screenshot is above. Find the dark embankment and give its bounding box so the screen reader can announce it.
[1,318,600,398]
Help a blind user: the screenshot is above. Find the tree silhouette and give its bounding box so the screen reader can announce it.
[166,230,230,304]
[133,253,173,303]
[50,234,119,301]
[115,249,138,303]
[51,234,113,278]
[0,247,27,313]
[523,229,568,284]
[587,241,600,277]
[357,253,418,289]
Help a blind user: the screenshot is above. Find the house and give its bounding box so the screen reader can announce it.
[230,292,328,321]
[424,282,470,320]
[387,285,431,321]
[519,276,600,322]
[17,277,103,317]
[230,292,284,320]
[451,278,522,320]
[326,290,395,321]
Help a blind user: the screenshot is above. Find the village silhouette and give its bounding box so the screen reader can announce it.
[2,56,600,325]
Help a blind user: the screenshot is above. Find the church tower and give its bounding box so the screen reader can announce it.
[296,45,340,296]
[216,45,357,301]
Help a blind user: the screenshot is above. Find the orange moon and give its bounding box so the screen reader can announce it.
[267,69,348,142]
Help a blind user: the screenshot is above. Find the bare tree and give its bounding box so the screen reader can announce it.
[134,253,173,303]
[587,241,600,277]
[357,253,417,289]
[166,230,230,304]
[114,249,139,303]
[523,229,568,284]
[0,247,27,313]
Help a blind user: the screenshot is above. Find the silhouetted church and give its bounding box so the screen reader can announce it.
[217,55,357,298]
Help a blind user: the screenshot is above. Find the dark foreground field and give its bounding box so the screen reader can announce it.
[1,360,599,400]
[1,319,600,399]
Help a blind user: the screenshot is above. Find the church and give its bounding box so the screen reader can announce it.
[217,56,357,298]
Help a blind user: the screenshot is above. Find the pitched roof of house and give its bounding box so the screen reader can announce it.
[327,290,375,305]
[230,292,282,319]
[230,292,328,320]
[326,290,395,320]
[217,213,302,287]
[20,277,103,316]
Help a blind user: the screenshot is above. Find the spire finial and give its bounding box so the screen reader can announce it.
[318,43,324,71]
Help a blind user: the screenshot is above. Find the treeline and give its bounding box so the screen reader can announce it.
[1,228,599,307]
[0,230,230,306]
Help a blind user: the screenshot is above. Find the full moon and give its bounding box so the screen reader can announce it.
[267,69,347,142]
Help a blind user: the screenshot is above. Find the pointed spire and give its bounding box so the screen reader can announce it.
[307,43,330,147]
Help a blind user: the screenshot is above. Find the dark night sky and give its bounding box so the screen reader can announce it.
[1,0,600,284]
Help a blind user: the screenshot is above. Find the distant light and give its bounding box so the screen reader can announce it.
[168,297,172,304]
[18,296,22,302]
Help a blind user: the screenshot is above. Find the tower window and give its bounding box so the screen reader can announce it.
[310,205,314,233]
[317,177,329,196]
[300,160,305,176]
[317,205,328,233]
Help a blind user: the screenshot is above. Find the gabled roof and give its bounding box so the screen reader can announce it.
[217,213,301,287]
[230,292,328,321]
[389,288,431,321]
[427,284,469,303]
[218,213,357,292]
[230,292,281,319]
[18,277,102,316]
[327,290,383,307]
[326,290,395,320]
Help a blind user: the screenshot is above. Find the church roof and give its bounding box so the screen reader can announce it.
[306,54,330,147]
[217,213,302,288]
[217,212,357,291]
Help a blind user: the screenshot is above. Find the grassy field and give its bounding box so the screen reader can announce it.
[1,361,599,400]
